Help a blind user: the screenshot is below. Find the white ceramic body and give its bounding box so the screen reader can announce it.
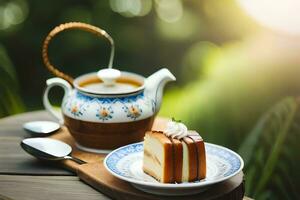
[62,89,155,123]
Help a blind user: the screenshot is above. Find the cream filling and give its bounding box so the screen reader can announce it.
[181,141,189,182]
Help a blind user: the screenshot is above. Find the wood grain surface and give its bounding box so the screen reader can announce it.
[77,162,245,200]
[0,175,109,200]
[0,111,72,175]
[0,111,249,200]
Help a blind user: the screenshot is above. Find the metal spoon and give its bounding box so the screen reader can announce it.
[21,138,86,164]
[23,121,60,136]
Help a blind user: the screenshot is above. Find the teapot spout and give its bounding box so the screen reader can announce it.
[144,68,176,113]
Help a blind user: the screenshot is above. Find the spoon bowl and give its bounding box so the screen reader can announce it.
[23,121,60,136]
[21,138,86,164]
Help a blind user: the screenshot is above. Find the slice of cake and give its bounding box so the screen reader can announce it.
[143,120,206,183]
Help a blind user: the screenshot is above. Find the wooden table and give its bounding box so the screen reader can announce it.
[0,111,251,200]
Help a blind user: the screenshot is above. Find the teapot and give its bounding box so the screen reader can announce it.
[42,22,175,153]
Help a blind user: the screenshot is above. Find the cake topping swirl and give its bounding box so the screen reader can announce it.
[164,120,188,139]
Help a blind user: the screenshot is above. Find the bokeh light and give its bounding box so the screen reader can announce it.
[182,41,220,79]
[155,0,182,23]
[109,0,152,17]
[237,0,300,35]
[0,0,28,30]
[155,9,200,40]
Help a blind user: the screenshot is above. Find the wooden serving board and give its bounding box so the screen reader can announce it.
[49,117,245,200]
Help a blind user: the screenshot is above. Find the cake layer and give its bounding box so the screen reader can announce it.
[169,138,183,183]
[143,131,173,183]
[188,131,206,179]
[143,130,206,183]
[182,136,198,182]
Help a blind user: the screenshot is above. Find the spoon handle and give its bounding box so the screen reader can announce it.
[64,155,87,165]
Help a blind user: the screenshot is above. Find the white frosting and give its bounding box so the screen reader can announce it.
[164,120,188,139]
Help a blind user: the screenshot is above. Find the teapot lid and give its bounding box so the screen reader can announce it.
[73,72,145,96]
[97,68,121,86]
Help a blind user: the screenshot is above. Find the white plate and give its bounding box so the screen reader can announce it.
[104,142,244,196]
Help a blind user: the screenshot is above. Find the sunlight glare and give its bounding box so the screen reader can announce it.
[237,0,300,35]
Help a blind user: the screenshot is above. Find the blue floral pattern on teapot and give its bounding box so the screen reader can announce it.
[44,69,175,124]
[62,91,155,123]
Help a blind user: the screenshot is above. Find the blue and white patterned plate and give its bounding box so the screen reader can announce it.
[104,142,244,196]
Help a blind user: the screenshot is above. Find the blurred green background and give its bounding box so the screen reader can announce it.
[0,0,299,199]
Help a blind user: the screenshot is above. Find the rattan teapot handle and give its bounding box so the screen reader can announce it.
[42,22,115,84]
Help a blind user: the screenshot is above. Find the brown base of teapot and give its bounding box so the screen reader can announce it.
[63,115,155,150]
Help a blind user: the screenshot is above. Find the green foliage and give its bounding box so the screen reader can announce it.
[0,44,25,117]
[160,41,298,149]
[239,97,300,199]
[0,1,298,198]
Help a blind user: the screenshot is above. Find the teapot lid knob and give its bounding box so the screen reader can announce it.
[97,68,121,86]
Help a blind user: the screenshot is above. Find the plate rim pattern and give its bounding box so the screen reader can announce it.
[104,142,244,188]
